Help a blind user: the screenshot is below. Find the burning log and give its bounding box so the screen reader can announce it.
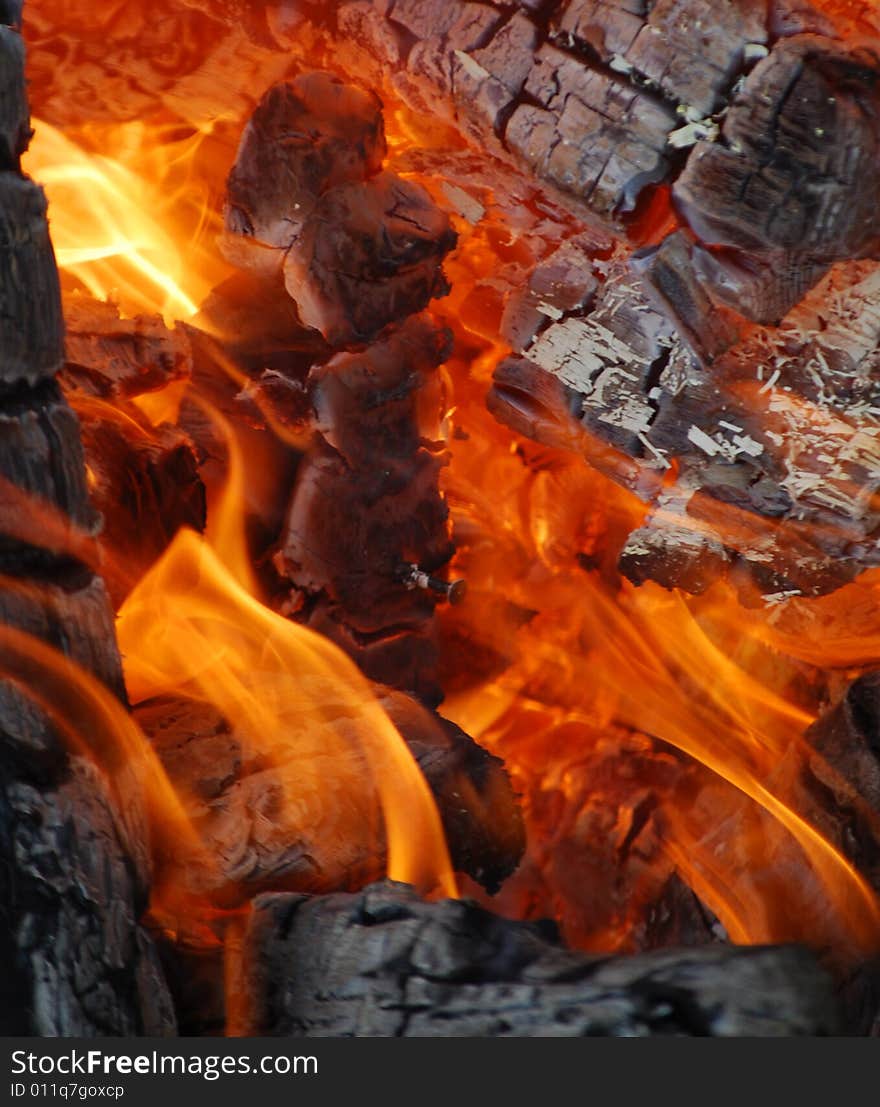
[673,34,880,324]
[0,17,176,1034]
[277,316,455,702]
[283,170,456,346]
[222,73,386,274]
[240,881,841,1036]
[223,75,456,345]
[55,295,207,603]
[134,685,524,902]
[62,294,193,400]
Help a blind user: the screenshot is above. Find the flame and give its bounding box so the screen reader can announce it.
[23,117,228,321]
[116,403,457,901]
[433,197,880,956]
[19,5,880,970]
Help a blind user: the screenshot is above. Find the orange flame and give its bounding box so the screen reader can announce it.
[23,117,228,321]
[116,402,457,900]
[20,14,880,967]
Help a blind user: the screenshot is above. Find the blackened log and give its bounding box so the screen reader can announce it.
[0,380,100,571]
[673,36,880,323]
[506,44,675,221]
[0,754,176,1035]
[0,572,126,771]
[618,479,733,594]
[308,315,449,468]
[0,23,28,168]
[0,174,63,385]
[632,231,740,366]
[499,234,598,352]
[241,881,840,1036]
[136,694,381,908]
[0,17,177,1036]
[807,673,880,815]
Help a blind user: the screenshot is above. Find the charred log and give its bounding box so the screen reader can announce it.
[0,173,64,385]
[134,686,524,902]
[673,35,880,324]
[241,881,841,1036]
[0,15,175,1035]
[0,754,175,1035]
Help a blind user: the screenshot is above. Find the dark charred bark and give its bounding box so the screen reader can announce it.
[241,881,841,1036]
[0,12,176,1035]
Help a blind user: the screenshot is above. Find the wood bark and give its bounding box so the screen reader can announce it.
[241,880,841,1036]
[0,10,176,1035]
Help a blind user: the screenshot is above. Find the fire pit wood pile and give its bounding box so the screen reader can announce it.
[241,882,841,1037]
[5,0,880,1039]
[0,6,174,1035]
[169,0,880,600]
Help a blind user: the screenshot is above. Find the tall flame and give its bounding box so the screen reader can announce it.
[116,403,457,900]
[24,117,228,321]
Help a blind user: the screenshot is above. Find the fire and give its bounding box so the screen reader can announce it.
[116,402,457,903]
[24,117,228,321]
[436,207,880,956]
[18,3,880,978]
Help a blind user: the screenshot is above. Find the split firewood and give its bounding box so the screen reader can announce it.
[134,684,523,905]
[240,880,841,1036]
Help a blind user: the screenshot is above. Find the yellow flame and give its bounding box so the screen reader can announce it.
[23,118,227,322]
[116,401,456,899]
